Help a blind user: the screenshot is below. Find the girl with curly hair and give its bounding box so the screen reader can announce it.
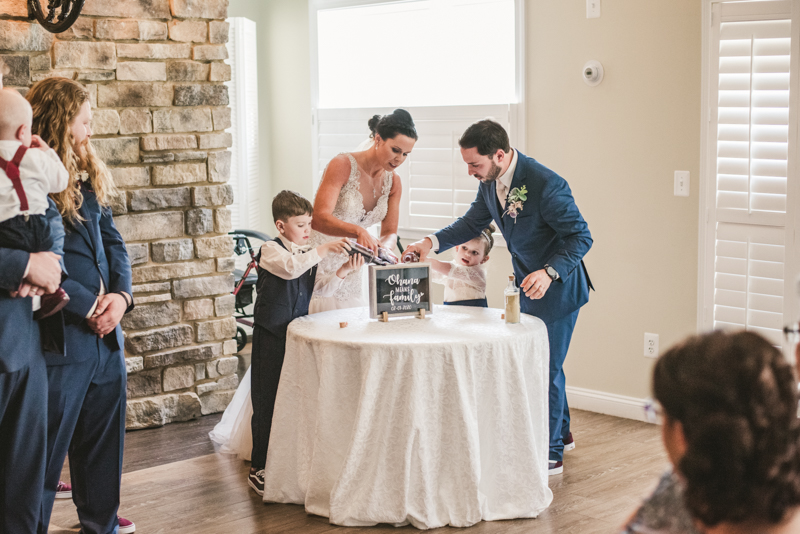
[623,330,800,534]
[28,77,136,534]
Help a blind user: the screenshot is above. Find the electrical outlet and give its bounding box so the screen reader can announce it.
[644,333,659,358]
[674,171,690,197]
[587,0,600,18]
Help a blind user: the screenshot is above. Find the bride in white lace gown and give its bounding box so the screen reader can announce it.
[210,110,418,460]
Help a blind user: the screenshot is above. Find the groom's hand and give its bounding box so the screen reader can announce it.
[405,238,433,261]
[521,270,551,300]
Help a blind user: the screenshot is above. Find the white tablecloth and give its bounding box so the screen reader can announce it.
[262,305,553,529]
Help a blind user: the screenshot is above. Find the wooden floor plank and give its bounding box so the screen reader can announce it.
[49,409,666,533]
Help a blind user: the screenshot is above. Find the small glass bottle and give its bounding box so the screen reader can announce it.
[504,274,520,324]
[401,250,420,263]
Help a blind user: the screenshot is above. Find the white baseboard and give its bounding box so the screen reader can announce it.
[566,386,651,423]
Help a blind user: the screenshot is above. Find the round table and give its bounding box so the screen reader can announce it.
[262,305,553,529]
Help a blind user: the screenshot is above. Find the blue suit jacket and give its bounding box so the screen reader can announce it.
[0,200,67,372]
[0,247,40,373]
[435,150,593,324]
[45,187,133,366]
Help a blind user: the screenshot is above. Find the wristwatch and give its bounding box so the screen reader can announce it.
[544,264,560,282]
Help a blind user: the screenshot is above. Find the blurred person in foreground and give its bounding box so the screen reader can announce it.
[622,330,800,534]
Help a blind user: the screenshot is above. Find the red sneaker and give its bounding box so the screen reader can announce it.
[548,460,563,476]
[118,516,136,533]
[55,480,72,499]
[564,431,575,452]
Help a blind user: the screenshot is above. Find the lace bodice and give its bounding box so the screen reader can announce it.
[432,261,488,302]
[309,153,393,303]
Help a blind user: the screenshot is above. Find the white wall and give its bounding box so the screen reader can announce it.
[527,1,701,400]
[230,0,703,405]
[228,0,314,234]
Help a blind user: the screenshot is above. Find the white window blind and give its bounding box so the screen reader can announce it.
[701,0,798,349]
[717,18,790,225]
[226,17,260,231]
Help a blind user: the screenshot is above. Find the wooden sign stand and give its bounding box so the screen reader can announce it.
[379,308,426,323]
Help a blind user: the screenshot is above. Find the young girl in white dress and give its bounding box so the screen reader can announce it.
[428,225,495,308]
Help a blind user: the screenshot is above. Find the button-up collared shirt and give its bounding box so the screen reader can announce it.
[258,235,344,297]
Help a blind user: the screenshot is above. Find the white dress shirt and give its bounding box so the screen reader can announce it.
[428,148,517,253]
[495,148,518,209]
[258,235,344,298]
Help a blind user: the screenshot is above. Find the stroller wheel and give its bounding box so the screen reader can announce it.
[235,326,247,353]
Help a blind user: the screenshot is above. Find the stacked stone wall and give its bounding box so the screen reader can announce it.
[0,0,238,428]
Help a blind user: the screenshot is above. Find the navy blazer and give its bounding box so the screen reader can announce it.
[45,186,133,365]
[0,199,68,371]
[0,247,40,373]
[435,150,593,324]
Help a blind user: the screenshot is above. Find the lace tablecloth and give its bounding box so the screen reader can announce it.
[262,305,553,529]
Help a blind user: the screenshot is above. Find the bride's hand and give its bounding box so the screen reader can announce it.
[356,228,381,254]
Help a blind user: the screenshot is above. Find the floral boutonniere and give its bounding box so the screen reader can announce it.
[503,185,527,223]
[76,171,90,183]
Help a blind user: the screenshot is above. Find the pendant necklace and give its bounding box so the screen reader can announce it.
[372,174,381,198]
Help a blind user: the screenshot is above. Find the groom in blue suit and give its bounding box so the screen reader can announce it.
[407,120,593,474]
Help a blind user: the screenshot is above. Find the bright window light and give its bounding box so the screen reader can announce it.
[317,0,517,108]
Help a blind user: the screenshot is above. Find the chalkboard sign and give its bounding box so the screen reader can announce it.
[369,263,432,319]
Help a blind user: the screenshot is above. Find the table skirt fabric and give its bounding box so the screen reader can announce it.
[262,306,553,529]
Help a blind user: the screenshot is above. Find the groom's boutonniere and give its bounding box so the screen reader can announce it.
[503,185,527,223]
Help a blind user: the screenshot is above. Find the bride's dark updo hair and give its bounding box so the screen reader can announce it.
[368,109,418,141]
[653,330,800,527]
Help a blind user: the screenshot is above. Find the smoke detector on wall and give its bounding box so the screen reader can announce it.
[583,60,604,86]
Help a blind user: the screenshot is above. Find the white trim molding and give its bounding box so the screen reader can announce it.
[566,386,651,423]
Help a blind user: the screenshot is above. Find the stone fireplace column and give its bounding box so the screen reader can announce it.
[0,0,241,429]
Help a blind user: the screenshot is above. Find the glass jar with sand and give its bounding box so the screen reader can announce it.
[504,274,520,324]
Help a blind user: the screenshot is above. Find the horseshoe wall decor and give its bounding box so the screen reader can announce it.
[27,0,86,34]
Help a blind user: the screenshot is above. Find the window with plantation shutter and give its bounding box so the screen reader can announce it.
[310,0,525,241]
[226,17,260,231]
[700,0,799,350]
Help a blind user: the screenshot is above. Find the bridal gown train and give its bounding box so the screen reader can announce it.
[209,153,394,459]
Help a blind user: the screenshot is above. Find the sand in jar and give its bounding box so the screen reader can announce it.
[504,274,520,324]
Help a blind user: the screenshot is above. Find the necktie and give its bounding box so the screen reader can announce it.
[497,181,508,209]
